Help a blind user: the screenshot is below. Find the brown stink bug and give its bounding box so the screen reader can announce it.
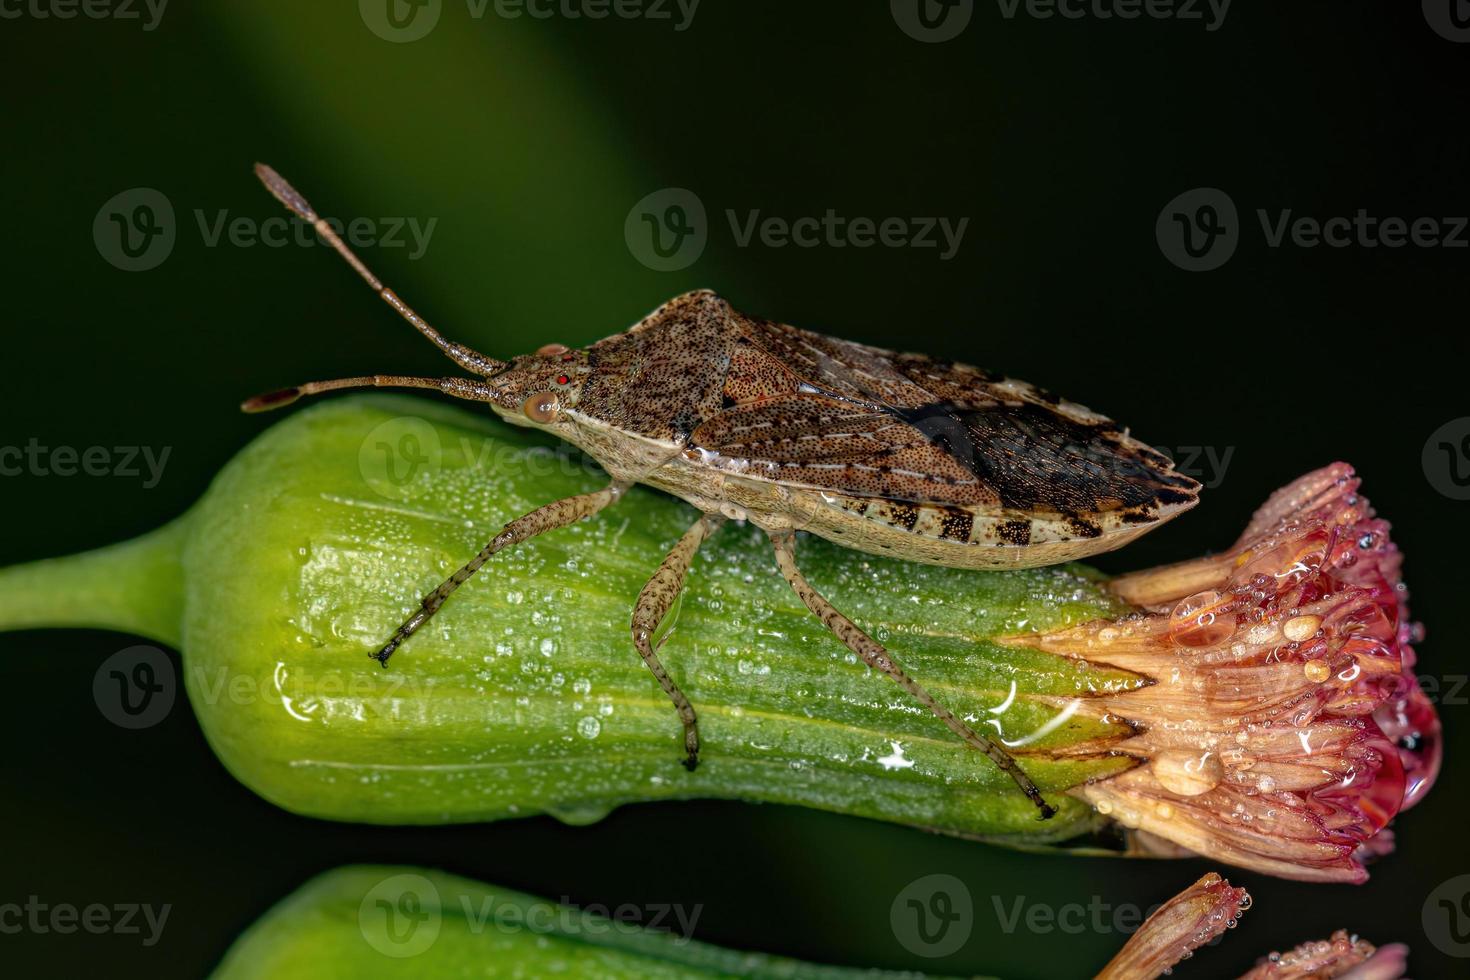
[243,164,1200,818]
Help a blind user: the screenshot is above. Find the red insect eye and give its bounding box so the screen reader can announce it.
[556,374,570,386]
[561,354,575,362]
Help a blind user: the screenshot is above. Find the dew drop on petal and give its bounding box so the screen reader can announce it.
[1282,614,1322,642]
[1169,591,1236,647]
[1153,749,1224,796]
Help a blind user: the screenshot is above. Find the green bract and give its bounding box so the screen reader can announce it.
[211,865,975,979]
[0,396,1139,838]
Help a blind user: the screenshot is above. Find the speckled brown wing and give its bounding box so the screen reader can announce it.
[685,302,1200,563]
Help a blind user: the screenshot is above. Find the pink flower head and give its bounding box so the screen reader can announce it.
[1034,464,1439,882]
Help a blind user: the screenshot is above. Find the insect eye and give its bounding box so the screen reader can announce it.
[555,374,571,386]
[522,392,560,423]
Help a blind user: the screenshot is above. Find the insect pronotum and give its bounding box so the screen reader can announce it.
[243,164,1201,819]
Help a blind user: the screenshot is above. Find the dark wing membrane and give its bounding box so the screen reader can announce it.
[724,315,1199,518]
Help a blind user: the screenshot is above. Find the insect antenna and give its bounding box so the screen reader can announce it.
[252,163,506,377]
[241,375,498,413]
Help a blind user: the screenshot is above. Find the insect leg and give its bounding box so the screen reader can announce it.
[631,513,725,771]
[372,482,629,667]
[767,530,1058,820]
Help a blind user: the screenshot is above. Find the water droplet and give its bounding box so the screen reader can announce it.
[1169,591,1236,647]
[576,716,601,739]
[1282,614,1322,642]
[1153,749,1224,796]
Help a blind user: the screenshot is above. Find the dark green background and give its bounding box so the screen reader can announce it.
[2,2,1467,977]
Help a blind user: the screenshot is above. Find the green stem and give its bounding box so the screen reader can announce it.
[0,517,188,647]
[211,865,982,980]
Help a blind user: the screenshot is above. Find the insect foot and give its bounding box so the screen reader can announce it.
[769,529,1058,819]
